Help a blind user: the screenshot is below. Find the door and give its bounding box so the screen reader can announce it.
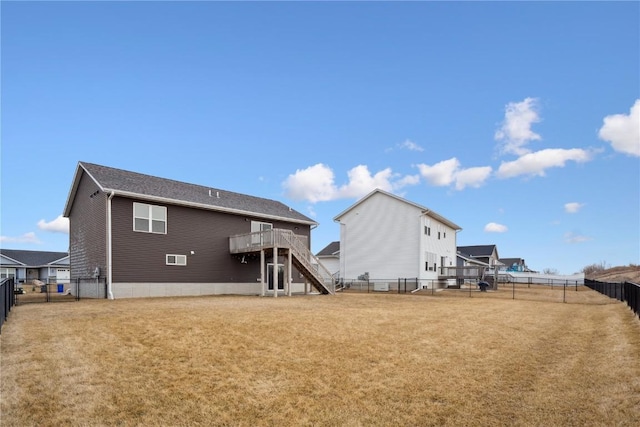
[267,263,284,291]
[251,221,273,246]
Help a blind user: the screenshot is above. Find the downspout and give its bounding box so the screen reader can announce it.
[106,191,115,299]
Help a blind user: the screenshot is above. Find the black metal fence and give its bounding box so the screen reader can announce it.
[1,278,16,333]
[339,278,420,293]
[12,277,107,304]
[585,279,640,319]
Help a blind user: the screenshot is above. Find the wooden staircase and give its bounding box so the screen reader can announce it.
[229,229,335,295]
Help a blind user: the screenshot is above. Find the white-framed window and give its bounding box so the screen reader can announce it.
[251,221,273,245]
[166,254,187,266]
[425,252,437,271]
[134,202,167,234]
[1,268,16,280]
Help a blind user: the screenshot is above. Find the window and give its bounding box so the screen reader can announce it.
[0,268,16,280]
[425,252,437,271]
[438,231,441,239]
[166,254,187,266]
[134,202,167,234]
[424,226,431,236]
[251,221,273,245]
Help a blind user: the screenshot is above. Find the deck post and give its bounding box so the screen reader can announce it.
[273,246,278,298]
[288,250,293,297]
[260,249,265,297]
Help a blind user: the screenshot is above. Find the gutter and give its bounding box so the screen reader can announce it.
[106,191,115,299]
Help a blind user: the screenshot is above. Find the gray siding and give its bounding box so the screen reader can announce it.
[69,172,107,280]
[111,196,311,283]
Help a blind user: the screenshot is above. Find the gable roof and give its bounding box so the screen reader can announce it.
[316,241,340,257]
[456,252,490,266]
[0,249,69,267]
[457,245,497,258]
[333,189,462,230]
[63,162,317,226]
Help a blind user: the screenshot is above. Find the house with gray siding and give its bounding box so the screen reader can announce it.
[457,245,502,269]
[0,249,70,285]
[63,162,334,299]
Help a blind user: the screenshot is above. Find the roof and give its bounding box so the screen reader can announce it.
[316,241,340,257]
[0,249,69,267]
[456,252,490,266]
[457,245,497,258]
[333,189,462,231]
[63,162,317,226]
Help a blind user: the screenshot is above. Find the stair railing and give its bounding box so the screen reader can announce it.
[278,230,335,294]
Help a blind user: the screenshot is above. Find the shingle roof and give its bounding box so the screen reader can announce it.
[0,249,69,267]
[316,241,340,257]
[457,245,497,258]
[333,189,462,231]
[64,162,317,225]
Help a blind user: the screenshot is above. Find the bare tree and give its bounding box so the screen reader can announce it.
[582,261,609,276]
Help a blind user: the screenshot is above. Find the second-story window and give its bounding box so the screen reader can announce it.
[133,202,167,234]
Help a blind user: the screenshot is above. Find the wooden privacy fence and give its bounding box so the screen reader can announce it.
[585,279,640,319]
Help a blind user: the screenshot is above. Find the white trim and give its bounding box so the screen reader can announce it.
[166,254,187,266]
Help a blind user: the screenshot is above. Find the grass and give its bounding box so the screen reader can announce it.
[1,290,639,426]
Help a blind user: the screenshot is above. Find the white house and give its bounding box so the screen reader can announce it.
[316,241,340,278]
[333,189,462,287]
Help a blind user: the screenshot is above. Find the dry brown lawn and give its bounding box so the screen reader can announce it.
[1,290,639,426]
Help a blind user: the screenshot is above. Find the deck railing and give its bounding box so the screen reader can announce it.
[229,229,334,294]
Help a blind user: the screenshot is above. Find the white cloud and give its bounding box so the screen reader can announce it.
[453,166,493,190]
[564,202,584,214]
[400,139,424,152]
[337,165,395,198]
[37,215,69,234]
[282,163,418,203]
[417,158,492,190]
[417,158,459,186]
[282,163,338,203]
[598,99,640,157]
[564,231,592,244]
[484,222,508,233]
[0,232,42,244]
[386,139,425,153]
[495,97,542,156]
[394,174,421,188]
[496,148,593,178]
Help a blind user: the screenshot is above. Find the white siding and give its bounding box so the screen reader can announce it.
[339,192,421,280]
[419,217,457,280]
[318,257,339,277]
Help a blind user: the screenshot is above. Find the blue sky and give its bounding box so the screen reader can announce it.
[1,1,638,275]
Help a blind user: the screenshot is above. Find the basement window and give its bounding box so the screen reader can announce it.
[166,254,187,266]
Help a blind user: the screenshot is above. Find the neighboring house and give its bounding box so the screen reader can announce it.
[457,245,502,269]
[499,258,529,272]
[316,241,340,278]
[333,189,462,287]
[0,249,70,285]
[63,162,334,299]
